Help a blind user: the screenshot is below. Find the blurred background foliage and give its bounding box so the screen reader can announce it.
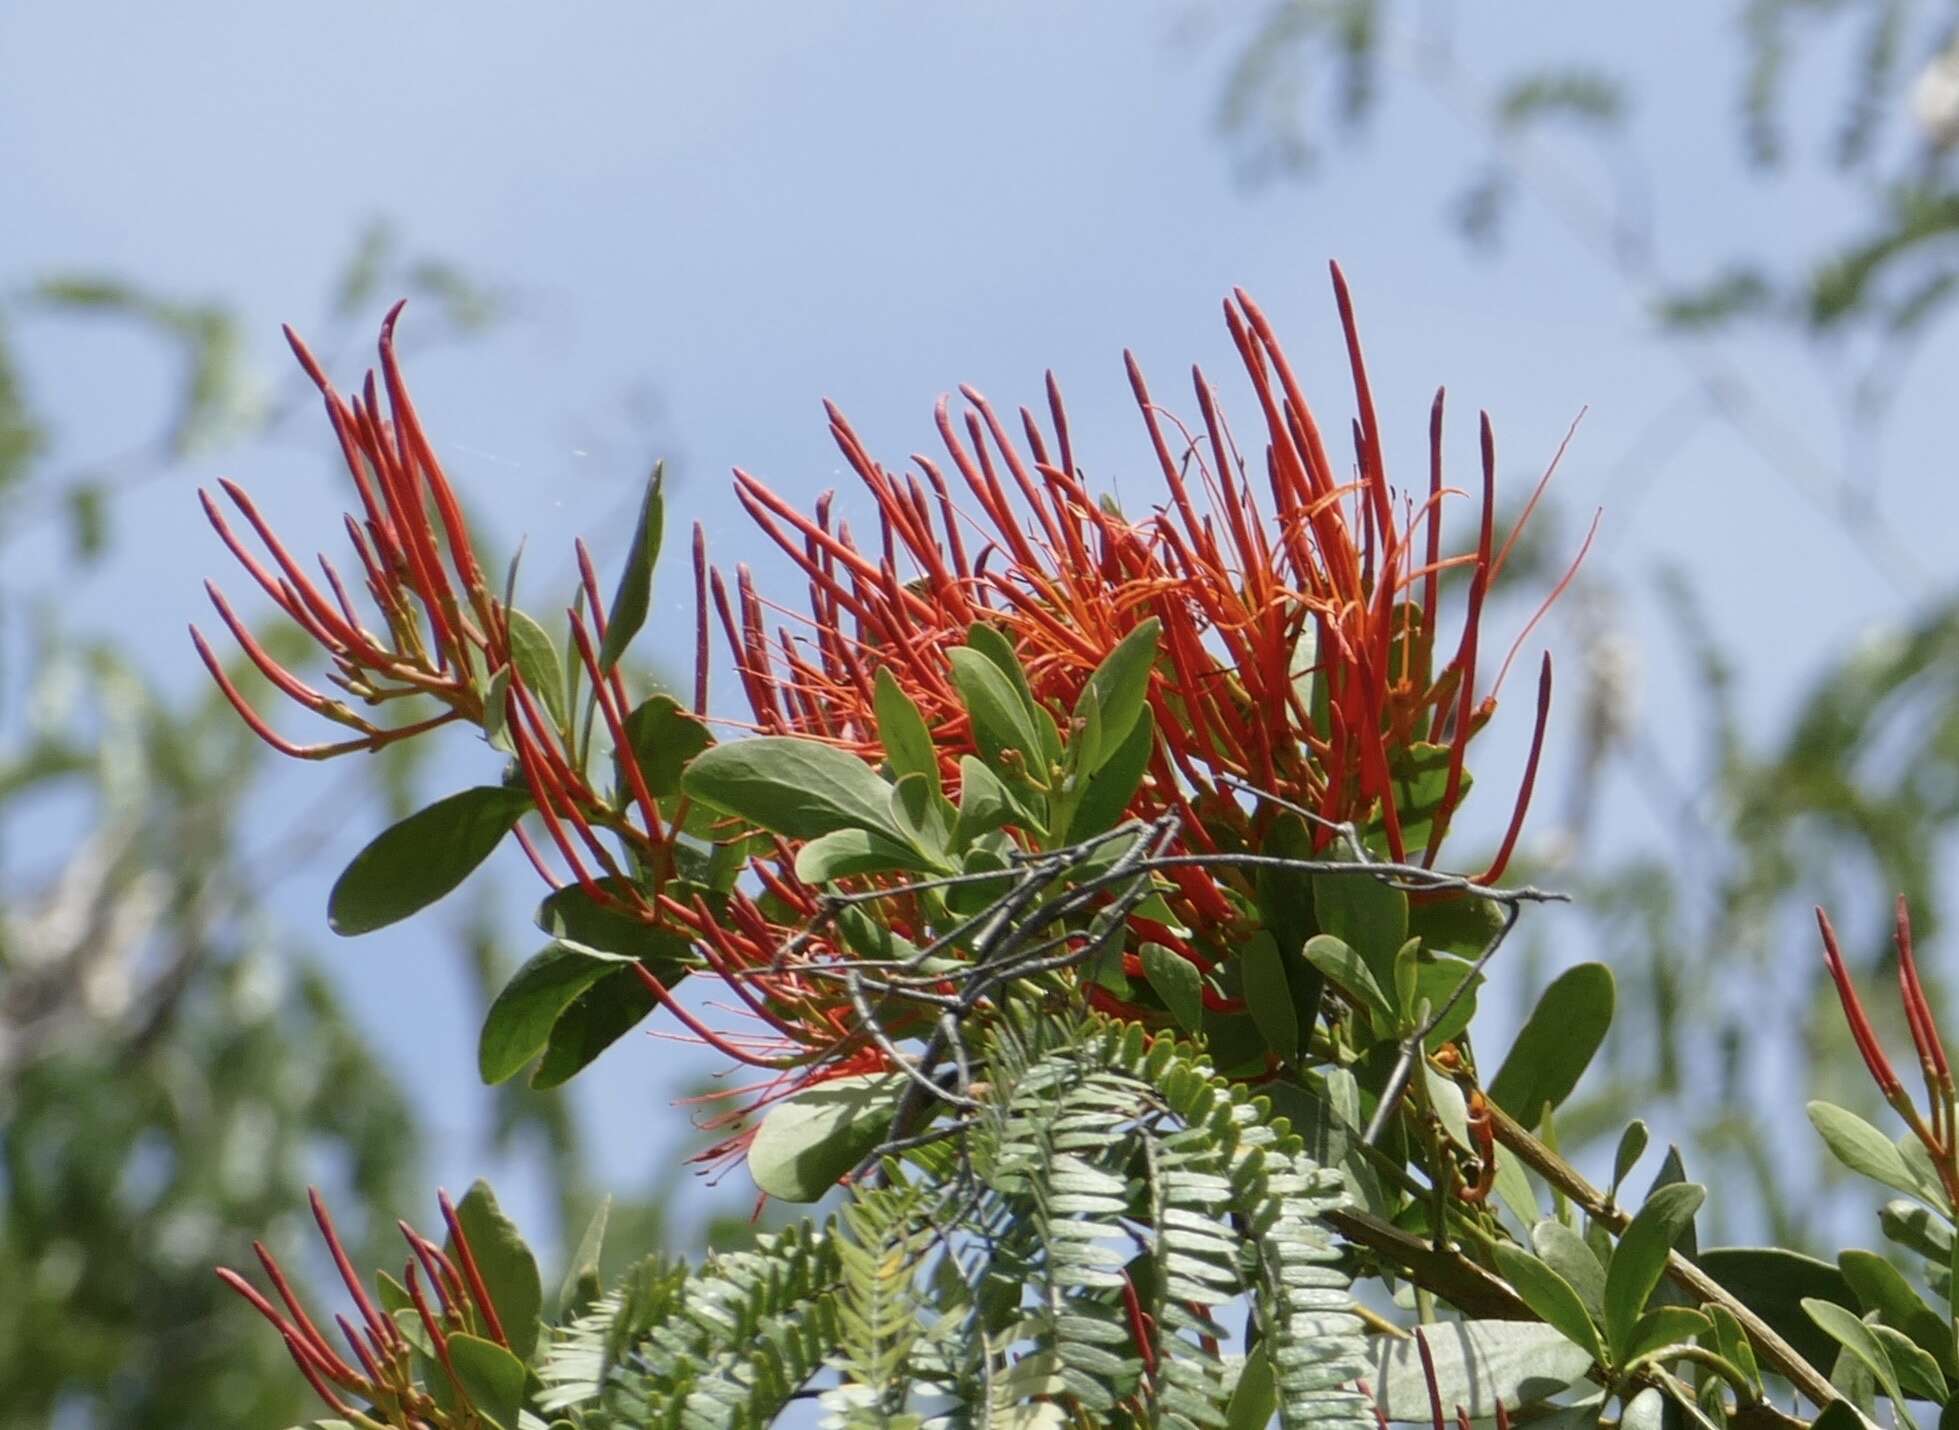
[7,2,1959,1421]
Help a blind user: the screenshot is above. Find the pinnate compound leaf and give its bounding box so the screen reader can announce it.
[749,1073,908,1202]
[445,1180,542,1362]
[682,736,909,845]
[445,1333,525,1430]
[1602,1182,1704,1364]
[1491,1244,1605,1365]
[329,786,532,935]
[597,460,663,672]
[1367,1321,1595,1420]
[1489,963,1614,1126]
[1809,1101,1922,1198]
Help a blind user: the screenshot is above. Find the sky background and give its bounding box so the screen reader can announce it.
[6,3,1956,1259]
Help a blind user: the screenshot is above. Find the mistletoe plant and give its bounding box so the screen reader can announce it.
[195,266,1951,1430]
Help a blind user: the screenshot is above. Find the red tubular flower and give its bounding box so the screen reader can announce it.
[716,265,1590,946]
[198,273,1586,1129]
[1817,899,1959,1206]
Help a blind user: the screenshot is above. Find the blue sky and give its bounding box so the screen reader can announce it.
[7,3,1956,1255]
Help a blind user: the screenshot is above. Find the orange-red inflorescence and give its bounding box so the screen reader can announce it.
[1817,898,1959,1205]
[196,266,1586,1158]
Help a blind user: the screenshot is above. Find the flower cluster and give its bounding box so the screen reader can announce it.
[1817,897,1959,1206]
[194,267,1585,1121]
[216,1188,512,1428]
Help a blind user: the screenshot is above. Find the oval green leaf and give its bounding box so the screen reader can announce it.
[1602,1182,1705,1365]
[1491,1243,1606,1366]
[445,1333,525,1430]
[1489,963,1614,1127]
[749,1073,907,1203]
[444,1179,542,1361]
[682,735,909,845]
[329,786,533,936]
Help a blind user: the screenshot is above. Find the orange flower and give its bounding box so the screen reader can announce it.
[712,263,1588,913]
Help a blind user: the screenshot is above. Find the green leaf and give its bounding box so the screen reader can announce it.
[1700,1247,1856,1375]
[1410,948,1482,1048]
[953,755,1023,849]
[529,964,663,1089]
[1224,1342,1276,1430]
[1254,812,1324,1038]
[1140,941,1205,1034]
[478,942,633,1085]
[505,607,567,731]
[1313,866,1408,992]
[597,460,663,672]
[1533,1219,1608,1318]
[1809,1102,1923,1199]
[682,736,910,844]
[1706,1304,1762,1399]
[1603,1182,1705,1364]
[1492,1243,1606,1366]
[1387,741,1474,856]
[445,1180,542,1362]
[793,827,937,884]
[445,1333,526,1430]
[557,1196,608,1320]
[874,666,941,796]
[1406,891,1507,957]
[617,694,713,799]
[1839,1249,1958,1378]
[1303,933,1395,1035]
[1880,1199,1955,1262]
[1239,930,1299,1062]
[1612,1121,1650,1196]
[749,1073,907,1202]
[1067,706,1154,841]
[1620,1387,1665,1430]
[1870,1323,1947,1402]
[329,786,533,935]
[1489,963,1615,1128]
[1071,619,1159,771]
[963,622,1060,763]
[481,664,513,750]
[1367,1321,1596,1420]
[1619,1306,1712,1367]
[535,879,688,963]
[949,646,1049,778]
[1805,1299,1915,1429]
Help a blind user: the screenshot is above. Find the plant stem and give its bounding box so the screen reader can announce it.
[1482,1100,1838,1410]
